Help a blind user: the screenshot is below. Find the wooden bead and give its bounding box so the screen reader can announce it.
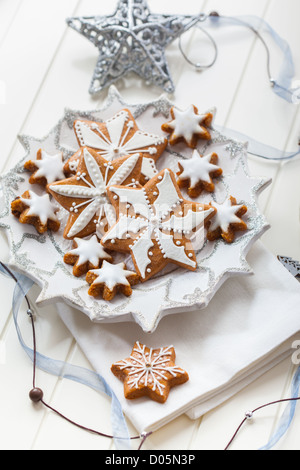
[29,388,44,403]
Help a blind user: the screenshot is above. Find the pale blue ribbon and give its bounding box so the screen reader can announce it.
[208,14,297,104]
[0,263,132,450]
[259,366,300,450]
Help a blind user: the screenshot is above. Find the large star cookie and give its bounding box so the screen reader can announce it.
[162,105,213,148]
[177,150,223,198]
[101,168,216,282]
[111,341,189,403]
[207,196,248,243]
[48,147,142,240]
[73,109,168,184]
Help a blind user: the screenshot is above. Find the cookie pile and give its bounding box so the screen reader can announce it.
[11,105,248,301]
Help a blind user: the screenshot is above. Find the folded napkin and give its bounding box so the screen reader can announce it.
[56,241,300,433]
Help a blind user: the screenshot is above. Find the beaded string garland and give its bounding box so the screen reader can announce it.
[1,260,300,450]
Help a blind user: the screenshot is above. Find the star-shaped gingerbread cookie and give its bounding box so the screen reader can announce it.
[111,341,189,403]
[177,150,223,198]
[64,235,112,277]
[11,190,60,234]
[86,261,139,300]
[207,196,248,243]
[73,109,168,184]
[24,149,66,188]
[101,168,216,282]
[162,105,213,148]
[48,147,143,240]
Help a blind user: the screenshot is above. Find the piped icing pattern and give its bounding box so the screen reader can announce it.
[162,105,213,148]
[101,169,215,281]
[207,196,248,243]
[177,150,223,197]
[48,147,142,240]
[111,341,189,403]
[74,109,168,183]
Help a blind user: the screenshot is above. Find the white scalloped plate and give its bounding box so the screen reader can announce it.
[0,87,271,332]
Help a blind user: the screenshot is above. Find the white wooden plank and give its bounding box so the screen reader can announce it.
[0,0,22,46]
[0,0,80,172]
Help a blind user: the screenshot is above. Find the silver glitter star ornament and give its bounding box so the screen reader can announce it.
[66,0,200,95]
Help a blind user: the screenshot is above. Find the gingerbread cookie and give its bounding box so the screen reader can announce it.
[63,149,82,177]
[177,150,223,198]
[111,341,189,403]
[207,196,248,243]
[73,109,168,184]
[11,190,60,234]
[64,235,112,277]
[24,149,65,188]
[161,105,213,148]
[86,261,139,300]
[48,147,143,240]
[101,168,216,282]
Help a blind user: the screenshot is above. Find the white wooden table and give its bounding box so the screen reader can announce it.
[0,0,299,451]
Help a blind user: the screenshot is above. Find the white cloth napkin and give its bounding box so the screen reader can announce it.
[56,241,300,433]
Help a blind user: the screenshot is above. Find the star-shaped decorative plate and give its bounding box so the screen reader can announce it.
[0,87,271,333]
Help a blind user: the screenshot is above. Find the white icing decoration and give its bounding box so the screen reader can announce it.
[210,198,245,233]
[68,235,111,267]
[103,170,212,279]
[74,110,166,179]
[88,260,136,291]
[168,105,211,145]
[31,150,65,183]
[114,342,184,395]
[20,191,58,225]
[178,150,221,188]
[49,149,140,238]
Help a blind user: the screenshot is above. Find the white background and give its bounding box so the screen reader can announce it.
[0,0,299,450]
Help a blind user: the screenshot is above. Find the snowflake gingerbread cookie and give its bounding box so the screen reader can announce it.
[11,190,60,234]
[24,149,66,188]
[64,234,112,277]
[101,168,216,282]
[162,105,213,148]
[111,341,189,403]
[48,147,143,240]
[207,196,248,243]
[86,260,139,301]
[177,150,223,198]
[73,109,168,184]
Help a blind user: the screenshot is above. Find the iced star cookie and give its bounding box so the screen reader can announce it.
[48,147,143,240]
[73,109,168,184]
[101,168,216,282]
[63,149,82,177]
[207,196,248,243]
[177,150,223,198]
[161,105,213,148]
[86,261,139,300]
[111,341,189,403]
[24,149,66,188]
[11,190,60,234]
[64,235,112,277]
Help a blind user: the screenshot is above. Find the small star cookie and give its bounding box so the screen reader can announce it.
[162,105,213,148]
[64,235,112,277]
[111,341,189,403]
[207,196,248,243]
[11,190,60,234]
[86,261,140,301]
[177,150,223,198]
[24,149,66,188]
